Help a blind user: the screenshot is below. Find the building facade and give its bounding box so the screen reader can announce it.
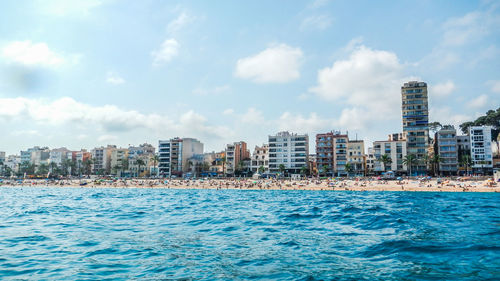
[316,131,348,176]
[401,81,429,175]
[269,131,309,174]
[250,144,269,174]
[373,134,407,174]
[347,140,365,176]
[158,138,203,177]
[435,125,458,175]
[469,126,493,174]
[225,141,250,176]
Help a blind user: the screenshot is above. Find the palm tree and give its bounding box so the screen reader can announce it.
[345,163,353,177]
[150,155,160,177]
[37,163,49,177]
[300,165,308,177]
[279,164,286,177]
[431,154,442,176]
[403,154,417,176]
[136,159,145,177]
[377,154,392,172]
[459,155,472,175]
[421,154,431,174]
[320,165,328,177]
[49,162,58,176]
[83,159,93,177]
[258,165,265,174]
[221,156,227,177]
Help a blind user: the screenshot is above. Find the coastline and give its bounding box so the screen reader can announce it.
[1,179,499,193]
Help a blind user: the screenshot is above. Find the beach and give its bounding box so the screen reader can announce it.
[1,178,498,192]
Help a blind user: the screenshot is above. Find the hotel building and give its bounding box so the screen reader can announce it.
[435,125,458,175]
[316,131,348,176]
[158,138,203,177]
[401,81,429,175]
[269,131,309,174]
[469,126,493,174]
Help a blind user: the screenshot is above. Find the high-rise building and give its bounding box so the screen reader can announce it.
[401,81,429,175]
[158,138,203,177]
[269,131,309,174]
[469,126,493,174]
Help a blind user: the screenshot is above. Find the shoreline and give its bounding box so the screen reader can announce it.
[1,178,499,193]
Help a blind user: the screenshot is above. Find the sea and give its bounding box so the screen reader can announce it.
[0,187,499,280]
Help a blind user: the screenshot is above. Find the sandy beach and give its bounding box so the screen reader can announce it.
[1,178,499,192]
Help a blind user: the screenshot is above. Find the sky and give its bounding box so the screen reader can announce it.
[0,0,499,156]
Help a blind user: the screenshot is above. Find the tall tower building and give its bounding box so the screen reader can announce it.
[401,81,429,175]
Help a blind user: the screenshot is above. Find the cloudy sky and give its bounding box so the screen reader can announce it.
[1,0,499,155]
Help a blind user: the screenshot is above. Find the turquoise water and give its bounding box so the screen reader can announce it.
[0,187,499,280]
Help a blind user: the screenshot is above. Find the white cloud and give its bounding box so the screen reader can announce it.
[97,134,117,142]
[469,94,489,109]
[490,80,500,93]
[193,85,230,95]
[235,44,303,83]
[106,71,125,85]
[0,97,230,140]
[309,44,414,132]
[1,40,65,67]
[430,107,471,127]
[151,38,179,65]
[11,130,41,137]
[223,109,234,115]
[430,80,456,98]
[277,112,334,133]
[442,12,486,46]
[300,15,333,30]
[167,12,195,34]
[240,107,266,124]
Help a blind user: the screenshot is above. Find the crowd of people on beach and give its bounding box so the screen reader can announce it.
[0,176,498,192]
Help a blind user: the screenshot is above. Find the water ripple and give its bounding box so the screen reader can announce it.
[0,187,498,280]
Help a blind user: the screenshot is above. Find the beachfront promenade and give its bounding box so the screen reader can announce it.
[1,177,498,192]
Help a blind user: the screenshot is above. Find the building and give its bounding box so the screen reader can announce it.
[435,125,458,175]
[110,148,129,176]
[0,151,5,163]
[20,146,49,165]
[366,147,376,175]
[49,147,71,167]
[250,144,269,174]
[158,138,204,177]
[203,151,225,175]
[373,134,407,174]
[316,131,348,176]
[401,81,429,175]
[469,126,493,174]
[91,145,115,175]
[128,144,156,177]
[269,131,309,175]
[225,141,250,176]
[5,155,21,174]
[347,140,365,176]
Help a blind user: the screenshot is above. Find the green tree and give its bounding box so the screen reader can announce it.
[83,159,93,176]
[403,154,417,176]
[377,154,392,172]
[278,164,286,176]
[300,165,308,177]
[150,154,159,177]
[37,163,49,176]
[431,154,442,176]
[136,159,145,177]
[258,165,265,174]
[459,154,472,175]
[345,163,353,177]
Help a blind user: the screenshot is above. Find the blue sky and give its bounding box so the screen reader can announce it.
[1,0,499,155]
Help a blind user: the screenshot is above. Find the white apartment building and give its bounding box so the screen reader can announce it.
[158,138,203,177]
[268,131,309,174]
[373,136,407,174]
[250,144,269,174]
[49,147,71,166]
[469,126,493,173]
[347,140,365,176]
[435,125,458,175]
[91,145,115,174]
